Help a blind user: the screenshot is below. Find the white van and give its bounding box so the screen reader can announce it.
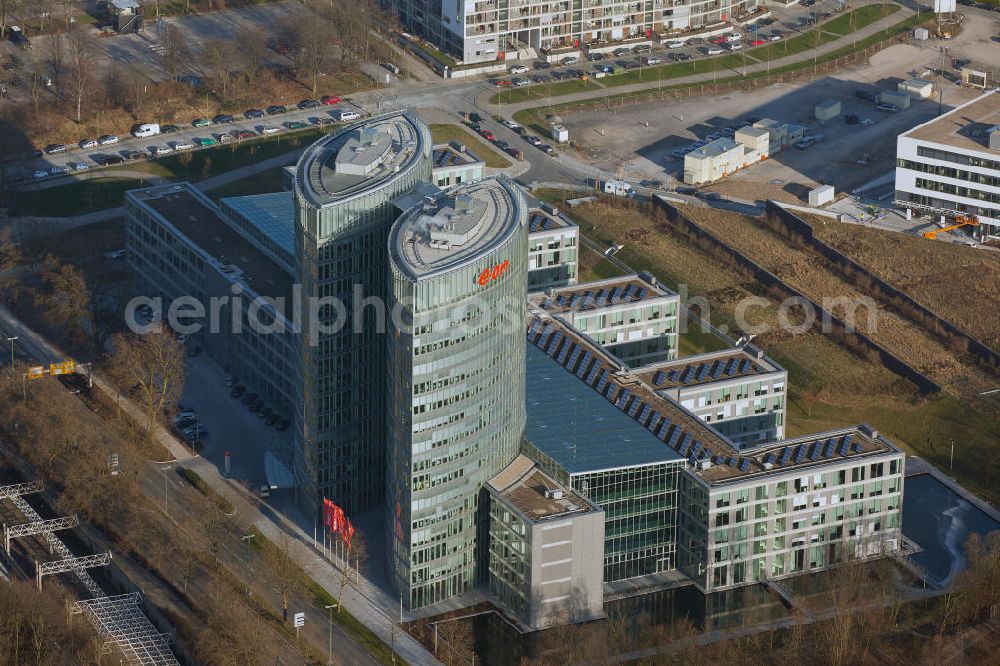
[604,179,636,197]
[133,123,161,138]
[334,110,361,122]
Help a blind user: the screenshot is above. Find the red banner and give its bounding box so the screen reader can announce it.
[323,498,338,532]
[344,520,356,547]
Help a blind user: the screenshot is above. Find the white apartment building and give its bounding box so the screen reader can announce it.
[393,0,760,65]
[635,345,787,448]
[529,272,680,366]
[895,90,1000,239]
[527,206,579,291]
[678,425,905,593]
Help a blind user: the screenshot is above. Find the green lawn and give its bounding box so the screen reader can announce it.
[429,123,512,168]
[602,54,752,88]
[207,167,288,200]
[14,177,147,217]
[492,78,605,105]
[821,3,899,36]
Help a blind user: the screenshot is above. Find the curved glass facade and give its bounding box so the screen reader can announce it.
[386,177,528,609]
[293,111,433,516]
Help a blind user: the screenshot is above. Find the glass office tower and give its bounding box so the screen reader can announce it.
[385,176,528,609]
[293,111,433,515]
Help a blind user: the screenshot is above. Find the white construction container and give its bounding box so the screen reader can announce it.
[898,78,933,100]
[914,27,929,41]
[808,184,835,206]
[551,124,569,143]
[814,99,841,122]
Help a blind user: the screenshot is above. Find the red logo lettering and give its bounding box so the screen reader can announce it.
[477,261,509,286]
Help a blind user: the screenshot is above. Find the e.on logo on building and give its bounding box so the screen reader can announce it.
[477,260,510,286]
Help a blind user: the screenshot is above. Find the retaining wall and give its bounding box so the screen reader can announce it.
[766,201,1000,371]
[651,197,942,393]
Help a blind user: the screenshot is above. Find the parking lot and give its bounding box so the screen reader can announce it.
[560,18,996,203]
[12,98,368,184]
[489,0,853,89]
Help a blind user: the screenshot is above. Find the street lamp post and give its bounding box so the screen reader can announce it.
[160,465,174,515]
[5,335,16,370]
[325,603,338,665]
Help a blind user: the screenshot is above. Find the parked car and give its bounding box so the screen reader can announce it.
[749,39,766,46]
[97,154,125,165]
[512,77,529,87]
[297,99,320,109]
[223,375,238,387]
[244,109,264,119]
[98,134,119,145]
[265,413,278,426]
[333,109,360,121]
[194,137,217,146]
[875,102,898,113]
[45,144,68,154]
[259,126,280,135]
[844,114,859,124]
[381,62,400,74]
[509,64,529,75]
[48,165,68,175]
[161,124,180,133]
[525,135,542,146]
[560,56,580,65]
[249,398,264,412]
[540,144,555,154]
[855,88,879,103]
[230,384,246,398]
[706,46,724,55]
[79,138,98,149]
[212,114,235,124]
[285,120,308,129]
[467,112,483,123]
[241,391,257,405]
[124,150,144,160]
[171,141,194,150]
[664,40,685,49]
[769,32,783,41]
[32,170,47,179]
[69,161,89,171]
[234,130,256,139]
[192,118,211,127]
[642,56,663,65]
[266,105,287,115]
[321,95,341,105]
[671,52,693,61]
[276,417,290,431]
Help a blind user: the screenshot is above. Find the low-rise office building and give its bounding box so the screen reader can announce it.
[486,454,605,630]
[527,205,579,291]
[677,426,904,593]
[634,346,787,448]
[529,273,679,366]
[432,141,485,188]
[894,90,1000,239]
[125,183,296,418]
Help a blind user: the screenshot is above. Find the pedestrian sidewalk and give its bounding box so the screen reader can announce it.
[0,301,441,665]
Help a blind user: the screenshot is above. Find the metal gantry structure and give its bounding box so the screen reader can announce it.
[72,594,178,664]
[0,481,180,665]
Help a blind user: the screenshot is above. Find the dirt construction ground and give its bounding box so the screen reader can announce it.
[681,203,1000,399]
[562,15,1000,202]
[809,220,1000,350]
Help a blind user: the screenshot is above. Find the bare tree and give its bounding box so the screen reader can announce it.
[235,25,269,86]
[0,0,23,41]
[38,255,91,342]
[200,38,240,101]
[335,528,367,611]
[261,532,305,623]
[107,326,185,440]
[161,24,189,82]
[0,227,22,293]
[47,28,62,89]
[287,14,331,96]
[65,26,94,123]
[20,50,46,113]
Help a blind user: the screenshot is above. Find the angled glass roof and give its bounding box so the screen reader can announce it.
[221,192,295,257]
[524,345,682,475]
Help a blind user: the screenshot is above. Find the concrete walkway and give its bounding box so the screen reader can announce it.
[0,301,441,666]
[483,5,917,117]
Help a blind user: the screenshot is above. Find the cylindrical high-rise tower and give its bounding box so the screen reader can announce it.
[292,111,433,516]
[385,176,528,609]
